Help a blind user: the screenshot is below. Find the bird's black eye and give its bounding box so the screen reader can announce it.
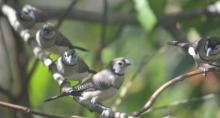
[43,29,50,35]
[24,11,29,15]
[118,62,123,66]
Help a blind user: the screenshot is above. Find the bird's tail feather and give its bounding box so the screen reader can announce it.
[88,69,97,74]
[167,41,189,51]
[44,93,66,102]
[71,45,89,52]
[44,91,82,102]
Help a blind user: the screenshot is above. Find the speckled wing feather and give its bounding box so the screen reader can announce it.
[74,69,113,93]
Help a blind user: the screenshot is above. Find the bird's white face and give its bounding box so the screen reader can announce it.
[20,7,35,21]
[63,51,78,65]
[112,58,130,74]
[205,39,220,56]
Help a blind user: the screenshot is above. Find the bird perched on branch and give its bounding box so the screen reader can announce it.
[36,23,88,55]
[168,36,220,68]
[45,57,131,103]
[17,4,46,29]
[57,49,96,81]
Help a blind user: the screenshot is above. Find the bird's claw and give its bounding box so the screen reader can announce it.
[91,97,98,104]
[198,66,209,80]
[204,68,208,80]
[101,108,112,117]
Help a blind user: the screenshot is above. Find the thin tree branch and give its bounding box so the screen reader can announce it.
[27,58,39,80]
[55,0,79,29]
[107,24,125,46]
[131,68,215,117]
[37,1,220,26]
[0,86,15,99]
[39,6,138,25]
[0,100,81,118]
[93,0,108,67]
[148,93,217,113]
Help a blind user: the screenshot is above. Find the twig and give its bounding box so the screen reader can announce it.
[0,86,15,99]
[39,6,138,25]
[93,0,108,67]
[55,0,79,29]
[107,24,125,46]
[38,1,220,26]
[163,23,188,42]
[131,69,215,117]
[0,100,81,118]
[27,58,39,80]
[148,93,217,113]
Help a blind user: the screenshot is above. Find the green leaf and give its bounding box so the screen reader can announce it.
[134,0,157,31]
[29,62,53,107]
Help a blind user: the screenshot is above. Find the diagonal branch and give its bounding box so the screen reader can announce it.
[149,93,217,113]
[38,1,220,26]
[131,68,215,117]
[55,0,79,29]
[0,86,15,99]
[93,0,108,67]
[0,100,81,118]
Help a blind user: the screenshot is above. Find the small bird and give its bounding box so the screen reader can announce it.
[36,23,88,55]
[168,36,220,67]
[18,4,46,29]
[57,49,96,81]
[45,57,131,103]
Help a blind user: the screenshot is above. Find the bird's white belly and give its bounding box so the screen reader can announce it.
[98,88,118,101]
[81,87,118,101]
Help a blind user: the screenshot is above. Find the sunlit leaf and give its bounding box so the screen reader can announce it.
[133,0,157,31]
[29,62,53,107]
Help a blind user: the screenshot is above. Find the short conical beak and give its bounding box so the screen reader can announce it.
[206,47,212,56]
[124,59,131,66]
[29,11,36,19]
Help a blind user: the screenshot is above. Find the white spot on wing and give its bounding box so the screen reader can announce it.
[188,47,196,56]
[44,59,52,67]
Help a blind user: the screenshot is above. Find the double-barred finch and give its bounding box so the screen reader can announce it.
[45,57,131,103]
[36,23,88,55]
[18,4,46,29]
[57,49,96,81]
[168,36,220,67]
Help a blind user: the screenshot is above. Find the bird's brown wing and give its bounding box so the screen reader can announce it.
[77,58,90,73]
[75,70,113,92]
[54,32,73,48]
[75,80,95,92]
[54,32,88,52]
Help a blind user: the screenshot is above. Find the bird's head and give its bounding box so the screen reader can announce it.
[20,5,36,21]
[109,57,131,75]
[40,23,56,40]
[205,36,220,56]
[62,49,78,65]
